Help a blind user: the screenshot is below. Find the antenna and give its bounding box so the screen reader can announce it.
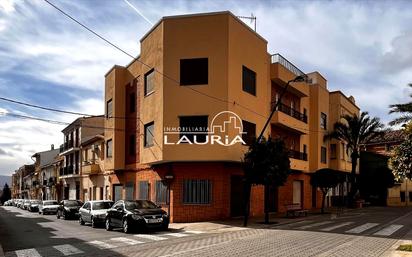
[237,13,257,31]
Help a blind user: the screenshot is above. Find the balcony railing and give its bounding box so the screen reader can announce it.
[60,140,77,153]
[288,150,308,161]
[271,53,306,78]
[59,165,74,176]
[271,101,308,123]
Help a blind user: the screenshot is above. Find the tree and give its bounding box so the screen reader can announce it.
[390,134,412,181]
[310,169,345,213]
[243,137,291,226]
[359,152,395,205]
[389,83,412,126]
[0,183,11,204]
[326,112,384,207]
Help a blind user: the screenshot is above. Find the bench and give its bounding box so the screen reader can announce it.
[285,204,308,217]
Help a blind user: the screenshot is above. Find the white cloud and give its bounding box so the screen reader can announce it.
[0,0,16,14]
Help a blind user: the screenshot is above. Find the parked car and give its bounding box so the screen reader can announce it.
[28,200,41,212]
[39,200,59,215]
[16,199,23,208]
[23,199,31,210]
[57,200,83,220]
[105,200,169,233]
[79,200,114,228]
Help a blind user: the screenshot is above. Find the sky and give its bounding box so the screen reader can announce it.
[0,0,411,175]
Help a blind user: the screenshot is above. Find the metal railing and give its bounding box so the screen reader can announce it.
[271,101,308,123]
[59,165,74,176]
[288,149,308,161]
[271,53,306,77]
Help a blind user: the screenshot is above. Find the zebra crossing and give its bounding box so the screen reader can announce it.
[6,230,205,257]
[284,219,405,237]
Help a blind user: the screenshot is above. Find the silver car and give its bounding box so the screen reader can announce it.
[28,200,41,212]
[79,200,113,228]
[23,200,31,210]
[39,200,59,215]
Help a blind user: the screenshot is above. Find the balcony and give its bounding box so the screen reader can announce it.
[59,140,79,155]
[272,102,307,123]
[82,160,102,175]
[59,165,76,177]
[288,150,309,171]
[288,149,307,161]
[270,54,309,97]
[271,102,308,134]
[271,54,305,77]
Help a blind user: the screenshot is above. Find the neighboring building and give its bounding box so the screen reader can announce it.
[364,130,405,156]
[104,11,359,222]
[11,173,19,199]
[31,145,60,200]
[363,130,408,206]
[80,133,107,201]
[58,116,104,200]
[17,164,35,199]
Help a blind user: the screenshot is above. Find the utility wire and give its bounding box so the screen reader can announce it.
[37,1,328,134]
[0,96,329,133]
[0,111,161,159]
[40,0,260,119]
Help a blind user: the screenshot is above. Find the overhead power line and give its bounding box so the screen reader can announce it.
[36,1,329,135]
[40,0,264,120]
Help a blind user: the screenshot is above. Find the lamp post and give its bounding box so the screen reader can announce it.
[256,75,307,142]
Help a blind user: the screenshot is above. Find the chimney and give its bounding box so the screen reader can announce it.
[51,144,54,150]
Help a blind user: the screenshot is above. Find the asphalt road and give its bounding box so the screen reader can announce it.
[1,206,412,257]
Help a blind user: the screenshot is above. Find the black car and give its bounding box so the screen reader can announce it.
[56,200,83,220]
[105,200,169,233]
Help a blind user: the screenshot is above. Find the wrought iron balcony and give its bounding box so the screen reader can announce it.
[288,149,308,161]
[271,101,308,123]
[59,165,74,176]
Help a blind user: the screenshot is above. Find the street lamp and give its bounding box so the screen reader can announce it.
[257,75,307,142]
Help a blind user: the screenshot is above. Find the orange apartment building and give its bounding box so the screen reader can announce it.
[103,11,359,222]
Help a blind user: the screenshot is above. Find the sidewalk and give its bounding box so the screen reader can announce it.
[169,208,345,233]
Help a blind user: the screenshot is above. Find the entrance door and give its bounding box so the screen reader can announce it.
[293,180,303,207]
[64,186,69,200]
[113,184,122,202]
[230,176,245,217]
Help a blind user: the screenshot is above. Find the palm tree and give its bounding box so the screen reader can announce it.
[325,112,384,206]
[389,83,412,126]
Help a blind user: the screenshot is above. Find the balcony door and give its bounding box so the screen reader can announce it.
[293,180,303,208]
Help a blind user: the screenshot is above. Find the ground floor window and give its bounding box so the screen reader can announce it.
[183,179,212,204]
[138,181,150,200]
[125,182,134,200]
[155,180,169,204]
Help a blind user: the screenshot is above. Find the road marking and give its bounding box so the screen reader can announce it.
[110,237,143,245]
[373,224,404,236]
[53,244,84,255]
[161,232,189,237]
[87,240,116,249]
[184,230,204,234]
[134,234,168,241]
[346,223,379,234]
[298,221,333,229]
[15,248,42,257]
[320,222,354,232]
